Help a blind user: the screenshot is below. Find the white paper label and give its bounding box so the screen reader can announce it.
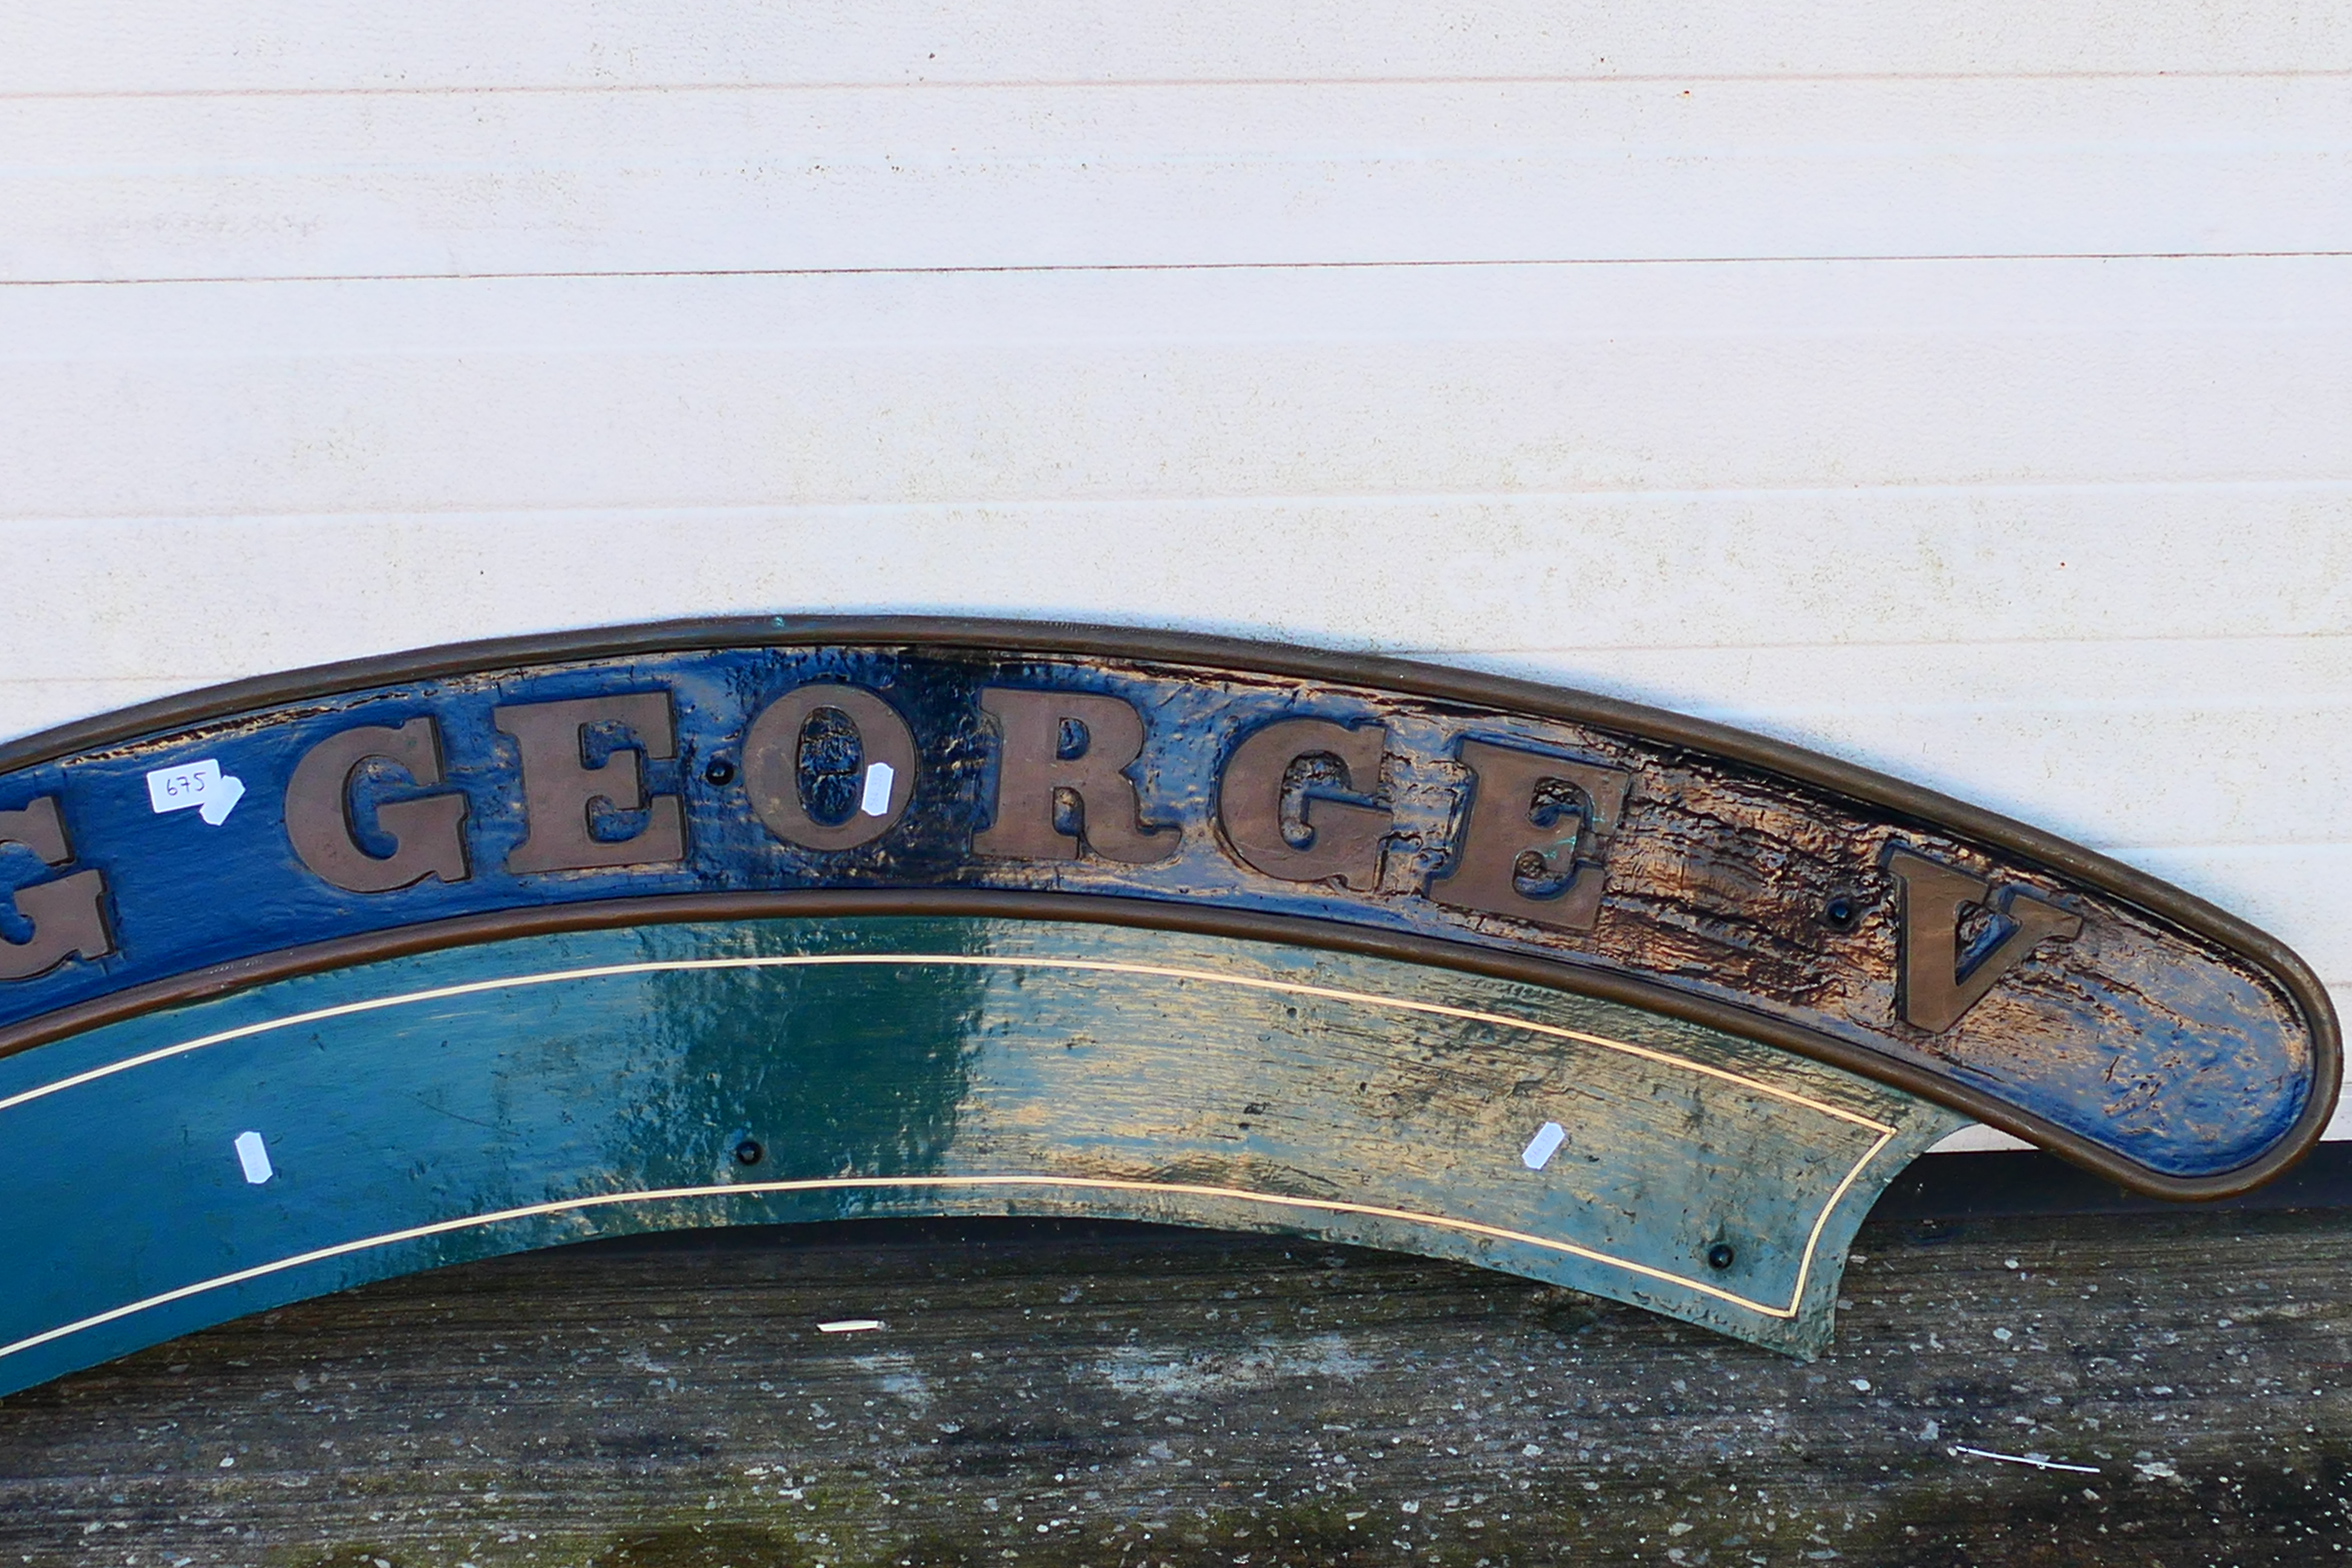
[858,760,896,817]
[145,759,247,826]
[233,1130,274,1185]
[1521,1121,1567,1171]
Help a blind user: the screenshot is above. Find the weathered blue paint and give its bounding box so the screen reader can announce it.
[0,916,1961,1391]
[0,636,2323,1186]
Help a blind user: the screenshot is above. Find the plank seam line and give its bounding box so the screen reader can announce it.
[8,483,2349,523]
[8,251,2352,287]
[6,68,2352,102]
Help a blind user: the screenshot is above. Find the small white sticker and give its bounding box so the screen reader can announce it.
[858,761,896,817]
[1521,1121,1567,1171]
[146,759,247,826]
[233,1130,274,1185]
[817,1318,884,1334]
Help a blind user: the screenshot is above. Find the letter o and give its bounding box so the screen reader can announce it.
[742,683,920,851]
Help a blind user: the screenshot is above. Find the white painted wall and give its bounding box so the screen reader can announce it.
[2,4,2345,1145]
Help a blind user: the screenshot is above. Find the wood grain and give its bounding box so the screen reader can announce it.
[2,1206,2348,1564]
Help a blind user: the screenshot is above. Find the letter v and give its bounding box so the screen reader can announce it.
[1883,846,2083,1033]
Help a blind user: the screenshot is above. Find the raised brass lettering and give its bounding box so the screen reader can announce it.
[1884,846,2083,1033]
[285,717,470,892]
[743,683,919,851]
[495,693,687,874]
[1429,740,1632,931]
[0,797,111,981]
[1217,717,1389,888]
[973,688,1175,864]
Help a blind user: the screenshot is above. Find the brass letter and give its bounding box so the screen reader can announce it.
[973,688,1175,864]
[0,797,111,981]
[1883,846,2083,1033]
[743,683,920,851]
[1217,717,1389,888]
[495,692,687,874]
[285,717,470,892]
[1428,740,1632,931]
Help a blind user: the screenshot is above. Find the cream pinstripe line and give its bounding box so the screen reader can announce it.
[0,1145,1903,1367]
[0,953,1896,1131]
[0,953,1899,1360]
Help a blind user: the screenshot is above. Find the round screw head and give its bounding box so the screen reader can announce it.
[1705,1242,1736,1270]
[733,1138,763,1166]
[1822,893,1861,932]
[704,759,737,786]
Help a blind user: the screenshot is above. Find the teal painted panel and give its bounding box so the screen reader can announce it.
[0,918,1962,1388]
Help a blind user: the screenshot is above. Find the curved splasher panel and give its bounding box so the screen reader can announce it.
[0,916,1960,1388]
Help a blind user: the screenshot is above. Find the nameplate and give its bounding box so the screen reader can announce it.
[0,619,2334,1197]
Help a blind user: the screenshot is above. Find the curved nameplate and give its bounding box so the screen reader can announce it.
[0,916,1962,1393]
[0,618,2334,1197]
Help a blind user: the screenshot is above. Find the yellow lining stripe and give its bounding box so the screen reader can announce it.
[0,1149,1900,1366]
[0,953,1896,1132]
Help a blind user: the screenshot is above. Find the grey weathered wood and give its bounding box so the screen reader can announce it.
[2,1207,2349,1565]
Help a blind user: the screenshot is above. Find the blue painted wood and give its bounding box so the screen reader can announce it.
[0,916,1961,1390]
[0,637,2322,1187]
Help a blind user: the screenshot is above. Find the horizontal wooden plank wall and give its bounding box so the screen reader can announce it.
[5,1,2352,87]
[0,2,2345,1170]
[10,82,2352,276]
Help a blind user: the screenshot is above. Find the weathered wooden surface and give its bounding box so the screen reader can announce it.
[4,1204,2350,1566]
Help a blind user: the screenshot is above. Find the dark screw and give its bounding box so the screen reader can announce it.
[1706,1242,1736,1270]
[1822,892,1862,932]
[733,1138,763,1166]
[704,759,737,786]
